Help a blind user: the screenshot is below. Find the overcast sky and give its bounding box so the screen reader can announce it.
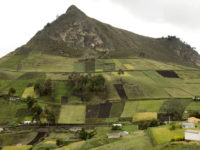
[0,0,200,58]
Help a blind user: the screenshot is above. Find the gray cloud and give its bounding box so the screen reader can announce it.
[111,0,200,29]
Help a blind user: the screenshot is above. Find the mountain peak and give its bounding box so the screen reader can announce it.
[66,5,86,16]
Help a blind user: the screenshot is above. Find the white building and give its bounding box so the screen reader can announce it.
[182,123,195,129]
[0,128,3,132]
[185,130,200,141]
[112,124,122,127]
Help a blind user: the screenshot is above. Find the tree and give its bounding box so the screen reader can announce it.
[43,79,52,96]
[32,104,43,121]
[8,88,16,96]
[26,96,35,110]
[34,83,42,96]
[118,69,124,83]
[44,107,56,124]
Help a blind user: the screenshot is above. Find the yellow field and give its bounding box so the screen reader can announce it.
[56,141,85,150]
[124,64,134,70]
[132,112,157,122]
[22,87,37,99]
[2,145,32,150]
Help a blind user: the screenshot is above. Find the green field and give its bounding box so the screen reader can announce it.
[0,100,28,124]
[149,125,185,145]
[58,105,86,124]
[91,131,152,150]
[121,100,164,118]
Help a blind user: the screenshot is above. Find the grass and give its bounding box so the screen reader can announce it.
[2,145,32,150]
[186,101,200,111]
[91,131,152,150]
[0,100,28,124]
[55,81,68,104]
[132,112,157,122]
[22,87,37,99]
[120,101,137,118]
[137,100,165,112]
[123,72,169,99]
[121,100,164,118]
[164,88,192,97]
[0,131,37,147]
[56,141,85,150]
[124,64,134,70]
[149,125,185,145]
[58,105,86,124]
[74,62,85,72]
[159,99,192,116]
[109,102,124,118]
[122,125,138,132]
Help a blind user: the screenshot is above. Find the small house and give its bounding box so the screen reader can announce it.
[108,133,121,139]
[182,123,195,129]
[188,117,200,123]
[0,128,3,133]
[185,130,200,141]
[8,96,20,102]
[112,124,122,127]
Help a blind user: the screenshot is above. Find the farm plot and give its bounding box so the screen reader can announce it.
[120,101,138,118]
[58,105,86,124]
[0,131,37,147]
[17,72,46,80]
[114,84,127,100]
[164,88,192,97]
[157,70,179,78]
[98,102,112,118]
[109,102,125,118]
[86,104,100,118]
[186,101,200,111]
[143,71,174,88]
[74,62,85,72]
[124,64,134,70]
[180,84,200,96]
[22,87,37,99]
[0,100,27,124]
[123,72,169,99]
[175,71,200,79]
[149,125,184,145]
[136,100,165,112]
[2,145,32,150]
[91,131,153,150]
[55,81,68,104]
[159,99,191,120]
[132,112,157,122]
[20,54,76,72]
[85,59,95,72]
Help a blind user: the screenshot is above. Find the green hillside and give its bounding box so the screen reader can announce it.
[1,4,200,150]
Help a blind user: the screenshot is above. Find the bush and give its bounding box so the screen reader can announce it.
[79,128,96,140]
[112,125,122,130]
[171,136,185,142]
[138,119,161,130]
[56,138,64,146]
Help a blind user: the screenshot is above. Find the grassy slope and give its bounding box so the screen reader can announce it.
[91,131,152,150]
[58,105,86,124]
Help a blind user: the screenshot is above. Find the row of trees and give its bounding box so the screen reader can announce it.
[68,73,108,101]
[26,97,55,124]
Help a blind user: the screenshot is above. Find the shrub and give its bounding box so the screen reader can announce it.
[171,136,185,142]
[79,128,96,140]
[56,138,64,146]
[112,125,122,130]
